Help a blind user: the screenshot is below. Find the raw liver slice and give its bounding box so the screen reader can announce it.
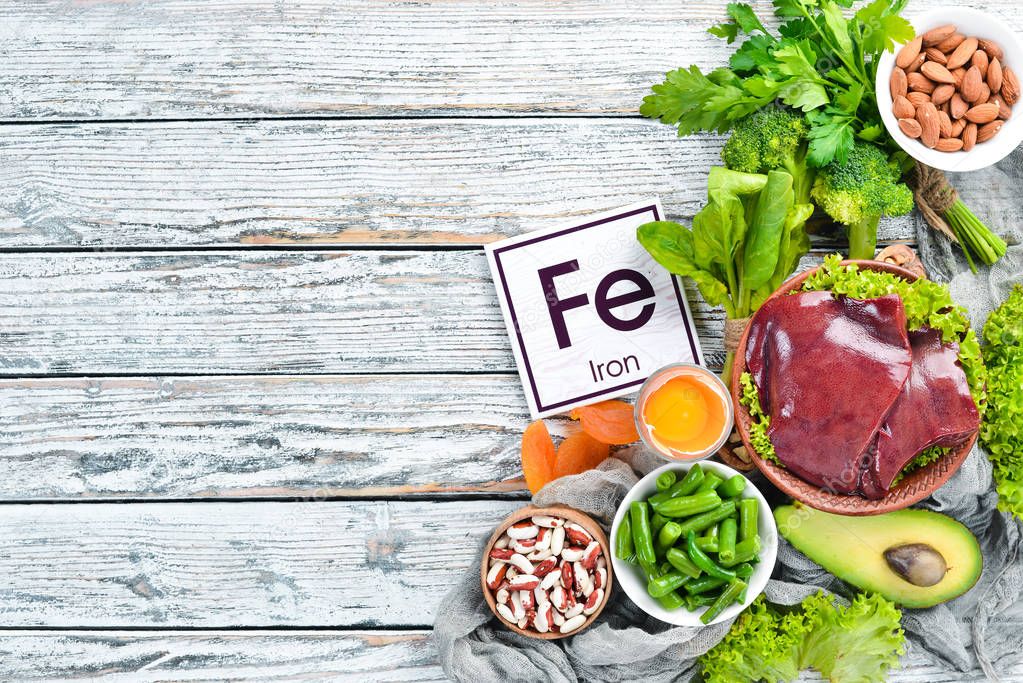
[866,327,980,493]
[745,291,912,495]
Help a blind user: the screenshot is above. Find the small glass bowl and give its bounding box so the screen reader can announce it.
[633,363,734,462]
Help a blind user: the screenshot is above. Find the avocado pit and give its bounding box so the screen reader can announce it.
[884,543,948,587]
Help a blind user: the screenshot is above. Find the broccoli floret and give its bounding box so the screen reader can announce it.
[721,108,813,205]
[811,142,914,260]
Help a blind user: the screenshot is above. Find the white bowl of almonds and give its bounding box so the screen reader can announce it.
[877,8,1023,172]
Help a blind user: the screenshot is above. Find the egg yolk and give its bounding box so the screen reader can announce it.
[642,374,727,457]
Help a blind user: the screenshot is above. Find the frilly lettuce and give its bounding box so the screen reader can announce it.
[700,592,904,683]
[981,285,1023,518]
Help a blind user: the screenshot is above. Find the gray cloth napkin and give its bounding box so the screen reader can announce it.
[434,149,1023,682]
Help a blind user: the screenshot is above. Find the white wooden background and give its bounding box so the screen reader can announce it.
[1,0,1021,679]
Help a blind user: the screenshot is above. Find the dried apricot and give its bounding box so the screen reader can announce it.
[569,400,639,445]
[553,431,610,479]
[521,420,556,494]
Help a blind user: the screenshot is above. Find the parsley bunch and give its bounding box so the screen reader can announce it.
[642,0,913,167]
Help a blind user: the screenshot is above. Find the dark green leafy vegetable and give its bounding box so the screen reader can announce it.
[637,164,813,378]
[700,592,905,683]
[981,285,1023,518]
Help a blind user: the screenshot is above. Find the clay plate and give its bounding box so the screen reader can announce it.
[480,504,612,639]
[730,259,978,516]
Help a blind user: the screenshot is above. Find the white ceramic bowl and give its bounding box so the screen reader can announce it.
[876,7,1023,172]
[609,460,777,626]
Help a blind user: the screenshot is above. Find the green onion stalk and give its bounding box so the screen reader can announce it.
[911,163,1007,273]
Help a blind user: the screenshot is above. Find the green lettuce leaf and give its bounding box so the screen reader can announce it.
[981,285,1023,519]
[799,593,905,683]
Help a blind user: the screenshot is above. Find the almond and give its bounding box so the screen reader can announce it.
[950,93,969,120]
[963,123,978,151]
[898,117,923,139]
[931,84,956,105]
[965,102,1000,124]
[946,37,978,70]
[925,47,948,65]
[908,91,932,108]
[916,101,941,148]
[921,61,956,85]
[936,33,966,53]
[979,38,1004,61]
[977,120,1004,143]
[892,95,916,119]
[896,36,924,69]
[962,65,985,102]
[908,71,936,94]
[952,67,966,87]
[890,67,908,99]
[988,58,1003,93]
[972,49,989,78]
[951,118,967,137]
[1002,66,1020,106]
[937,110,953,137]
[936,137,964,152]
[989,94,1012,120]
[977,83,992,105]
[922,24,957,47]
[906,53,927,74]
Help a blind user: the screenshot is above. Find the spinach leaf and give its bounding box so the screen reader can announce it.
[742,170,794,291]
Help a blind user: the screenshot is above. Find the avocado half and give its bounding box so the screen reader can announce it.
[775,504,982,608]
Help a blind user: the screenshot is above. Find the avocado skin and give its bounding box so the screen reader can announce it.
[775,504,982,608]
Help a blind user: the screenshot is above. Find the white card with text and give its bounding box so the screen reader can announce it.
[485,199,704,419]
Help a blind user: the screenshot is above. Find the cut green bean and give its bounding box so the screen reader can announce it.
[739,498,759,541]
[651,491,722,518]
[647,570,690,598]
[695,472,723,493]
[655,470,677,492]
[630,501,657,566]
[676,500,737,536]
[685,576,728,594]
[655,521,683,557]
[615,513,635,562]
[717,517,738,564]
[718,474,748,499]
[649,466,706,505]
[694,536,719,553]
[700,578,747,624]
[686,530,737,580]
[651,512,669,535]
[656,589,687,610]
[666,547,702,578]
[685,593,718,610]
[721,535,761,567]
[733,562,754,580]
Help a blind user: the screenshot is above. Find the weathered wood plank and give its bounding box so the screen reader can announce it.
[0,374,541,500]
[0,500,518,627]
[0,630,1013,682]
[0,119,918,247]
[0,249,727,375]
[0,631,446,681]
[1,0,1016,120]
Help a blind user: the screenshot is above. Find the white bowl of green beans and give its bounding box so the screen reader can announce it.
[609,460,777,626]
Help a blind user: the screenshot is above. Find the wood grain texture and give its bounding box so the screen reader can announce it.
[0,631,446,681]
[0,631,1016,681]
[0,249,728,375]
[1,0,1016,120]
[0,119,918,247]
[0,374,543,500]
[0,499,519,627]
